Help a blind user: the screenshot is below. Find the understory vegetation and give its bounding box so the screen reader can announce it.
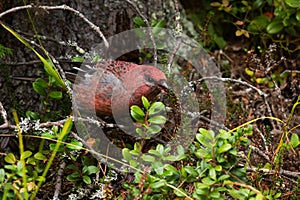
[0,0,299,199]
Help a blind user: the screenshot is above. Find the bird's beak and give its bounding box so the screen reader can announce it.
[158,80,169,93]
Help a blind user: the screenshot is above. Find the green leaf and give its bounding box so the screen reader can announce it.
[266,21,284,34]
[218,174,230,181]
[141,96,150,110]
[86,166,98,175]
[213,35,226,49]
[174,188,187,197]
[72,56,85,62]
[150,180,165,189]
[122,148,132,162]
[141,154,155,162]
[201,177,215,185]
[247,16,270,33]
[135,127,144,137]
[66,140,83,150]
[148,115,166,125]
[131,105,145,117]
[285,0,300,8]
[153,20,166,35]
[296,11,300,21]
[49,91,63,99]
[164,164,179,175]
[33,78,48,96]
[26,110,40,120]
[148,102,165,116]
[218,130,231,139]
[67,172,81,182]
[0,169,5,183]
[290,133,299,148]
[184,166,198,177]
[199,128,215,140]
[217,143,232,153]
[34,152,47,161]
[83,175,92,184]
[253,0,264,9]
[34,78,48,88]
[146,124,162,134]
[130,105,145,123]
[129,159,138,168]
[196,129,215,148]
[156,144,165,155]
[148,149,162,157]
[133,17,146,27]
[209,167,216,180]
[21,151,32,159]
[209,191,220,198]
[133,142,142,153]
[5,153,16,164]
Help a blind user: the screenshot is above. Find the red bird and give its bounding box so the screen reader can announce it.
[72,60,168,117]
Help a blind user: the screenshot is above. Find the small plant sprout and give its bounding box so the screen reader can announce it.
[130,96,167,139]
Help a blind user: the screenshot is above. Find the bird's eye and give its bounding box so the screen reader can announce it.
[145,74,155,83]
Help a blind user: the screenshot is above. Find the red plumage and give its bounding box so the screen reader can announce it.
[72,61,168,117]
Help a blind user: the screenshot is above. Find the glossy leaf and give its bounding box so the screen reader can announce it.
[247,16,269,33]
[66,140,83,150]
[141,154,155,162]
[49,91,62,99]
[133,17,146,27]
[153,20,166,35]
[83,175,91,184]
[266,21,283,34]
[86,166,98,175]
[146,124,162,134]
[72,56,85,62]
[4,153,16,164]
[21,151,32,159]
[217,143,232,153]
[26,110,40,120]
[131,105,145,117]
[290,133,299,148]
[33,78,48,96]
[0,169,5,183]
[296,11,300,21]
[130,105,145,123]
[34,152,47,161]
[141,96,150,110]
[148,115,166,124]
[122,148,132,162]
[285,0,300,8]
[150,180,165,189]
[148,102,165,116]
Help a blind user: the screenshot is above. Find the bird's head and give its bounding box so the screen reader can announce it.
[142,66,168,92]
[121,65,168,106]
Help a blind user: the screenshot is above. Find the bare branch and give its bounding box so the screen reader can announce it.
[53,161,66,200]
[0,102,9,129]
[0,4,109,48]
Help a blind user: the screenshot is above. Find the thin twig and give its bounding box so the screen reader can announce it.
[246,167,300,179]
[250,145,270,162]
[0,4,109,48]
[53,161,66,200]
[0,102,9,129]
[167,39,182,74]
[18,31,86,55]
[192,76,275,129]
[254,126,268,152]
